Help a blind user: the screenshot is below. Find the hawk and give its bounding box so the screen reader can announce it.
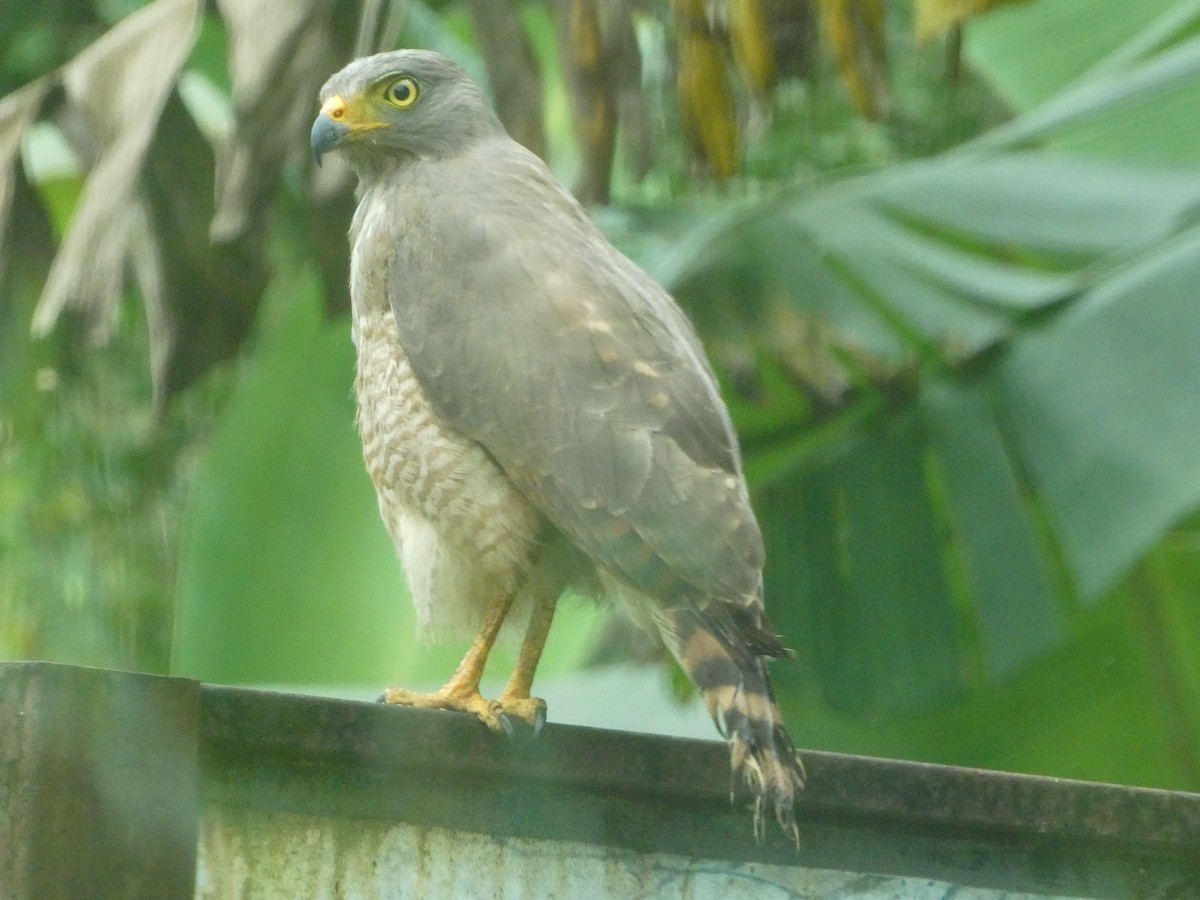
[311,49,804,840]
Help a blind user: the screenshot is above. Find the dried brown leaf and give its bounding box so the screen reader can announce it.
[468,0,547,160]
[556,0,619,203]
[818,0,890,120]
[673,0,740,179]
[212,0,348,243]
[729,0,778,96]
[140,93,267,409]
[31,0,202,340]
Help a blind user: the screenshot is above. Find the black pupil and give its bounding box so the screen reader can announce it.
[393,81,411,103]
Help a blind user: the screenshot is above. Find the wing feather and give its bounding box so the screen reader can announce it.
[383,138,763,606]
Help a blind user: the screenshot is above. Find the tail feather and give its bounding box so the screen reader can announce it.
[663,605,805,843]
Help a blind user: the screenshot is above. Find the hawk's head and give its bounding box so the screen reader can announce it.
[311,49,503,170]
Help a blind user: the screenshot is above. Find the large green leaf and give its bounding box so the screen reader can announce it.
[966,0,1179,110]
[171,265,407,686]
[920,377,1062,681]
[763,410,963,714]
[661,153,1200,375]
[993,225,1200,597]
[779,584,1199,790]
[968,0,1200,164]
[649,20,1200,715]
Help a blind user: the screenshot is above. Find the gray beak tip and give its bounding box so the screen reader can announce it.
[310,115,349,168]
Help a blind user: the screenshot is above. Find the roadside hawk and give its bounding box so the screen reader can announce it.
[312,49,804,840]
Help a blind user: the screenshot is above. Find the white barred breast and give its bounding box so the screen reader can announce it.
[349,205,542,635]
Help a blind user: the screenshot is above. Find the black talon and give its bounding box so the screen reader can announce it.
[498,713,515,739]
[532,706,547,738]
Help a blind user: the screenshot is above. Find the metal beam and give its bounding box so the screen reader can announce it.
[3,662,1198,899]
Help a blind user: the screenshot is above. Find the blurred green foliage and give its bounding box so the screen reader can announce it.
[3,0,1200,797]
[1,153,195,670]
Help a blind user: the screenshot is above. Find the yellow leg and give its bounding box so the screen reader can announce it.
[496,591,559,729]
[381,587,515,732]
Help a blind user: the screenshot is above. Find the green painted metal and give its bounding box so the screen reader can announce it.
[2,662,1197,899]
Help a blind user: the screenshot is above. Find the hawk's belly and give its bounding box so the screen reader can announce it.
[353,308,543,634]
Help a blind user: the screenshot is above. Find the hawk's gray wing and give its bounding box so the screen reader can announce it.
[383,138,763,608]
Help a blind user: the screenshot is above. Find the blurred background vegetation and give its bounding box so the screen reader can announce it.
[2,0,1200,793]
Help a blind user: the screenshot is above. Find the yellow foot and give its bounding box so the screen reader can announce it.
[380,686,547,736]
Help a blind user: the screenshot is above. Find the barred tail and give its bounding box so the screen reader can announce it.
[663,605,805,843]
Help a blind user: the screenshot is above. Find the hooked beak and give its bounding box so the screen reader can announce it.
[311,95,384,166]
[311,113,349,167]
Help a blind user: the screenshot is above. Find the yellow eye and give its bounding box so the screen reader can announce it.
[385,76,419,109]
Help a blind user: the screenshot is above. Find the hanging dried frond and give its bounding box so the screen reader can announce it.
[673,0,740,179]
[818,0,890,120]
[30,0,202,342]
[555,0,619,203]
[467,0,547,160]
[552,0,652,200]
[0,0,361,408]
[213,0,359,338]
[212,0,351,243]
[728,0,778,97]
